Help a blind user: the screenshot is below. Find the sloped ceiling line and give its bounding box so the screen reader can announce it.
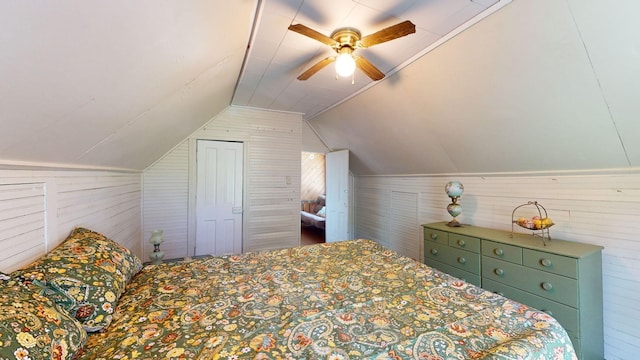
[74,57,227,164]
[564,0,631,166]
[232,0,265,103]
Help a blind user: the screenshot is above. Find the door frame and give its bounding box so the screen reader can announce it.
[187,138,246,257]
[300,150,354,243]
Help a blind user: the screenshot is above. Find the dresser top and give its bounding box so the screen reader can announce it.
[423,222,603,258]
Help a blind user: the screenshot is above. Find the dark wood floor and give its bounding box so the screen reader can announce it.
[301,226,325,246]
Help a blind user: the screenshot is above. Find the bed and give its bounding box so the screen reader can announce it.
[1,228,577,360]
[301,194,326,230]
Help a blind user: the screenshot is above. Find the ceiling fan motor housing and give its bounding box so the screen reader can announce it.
[330,28,361,50]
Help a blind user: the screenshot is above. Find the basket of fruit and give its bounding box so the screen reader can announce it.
[514,216,554,230]
[511,201,553,245]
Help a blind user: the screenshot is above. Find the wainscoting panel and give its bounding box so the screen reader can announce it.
[390,191,419,259]
[354,185,390,248]
[0,169,142,272]
[0,183,45,272]
[143,140,190,260]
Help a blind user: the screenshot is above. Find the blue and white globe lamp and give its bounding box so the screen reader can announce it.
[445,181,464,227]
[148,229,165,265]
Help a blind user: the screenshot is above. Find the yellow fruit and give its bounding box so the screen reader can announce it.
[533,219,542,229]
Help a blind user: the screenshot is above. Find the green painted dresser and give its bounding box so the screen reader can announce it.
[423,222,604,360]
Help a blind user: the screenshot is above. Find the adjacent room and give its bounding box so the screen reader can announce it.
[1,1,639,359]
[300,151,326,245]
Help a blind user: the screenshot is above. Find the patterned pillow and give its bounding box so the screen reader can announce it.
[14,227,142,332]
[55,227,142,285]
[0,276,87,360]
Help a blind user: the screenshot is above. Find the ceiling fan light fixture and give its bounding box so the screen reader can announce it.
[288,21,415,81]
[335,49,356,78]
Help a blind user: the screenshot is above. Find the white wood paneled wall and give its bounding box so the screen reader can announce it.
[0,183,45,272]
[0,169,142,272]
[142,106,302,260]
[390,191,419,259]
[354,171,640,360]
[143,141,190,259]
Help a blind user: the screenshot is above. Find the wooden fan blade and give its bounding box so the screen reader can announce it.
[354,56,385,81]
[359,20,416,48]
[288,24,339,47]
[297,56,336,80]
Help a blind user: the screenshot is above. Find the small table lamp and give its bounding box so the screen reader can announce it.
[445,181,464,227]
[148,230,165,264]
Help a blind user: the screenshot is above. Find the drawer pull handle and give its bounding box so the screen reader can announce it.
[540,259,552,267]
[430,233,438,240]
[430,249,438,255]
[494,268,504,276]
[457,239,466,247]
[541,282,553,291]
[457,257,466,264]
[494,248,504,256]
[542,309,554,316]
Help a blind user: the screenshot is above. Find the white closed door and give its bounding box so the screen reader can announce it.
[195,140,243,256]
[325,149,351,242]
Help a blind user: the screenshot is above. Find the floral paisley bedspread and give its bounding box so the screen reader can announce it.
[79,239,576,360]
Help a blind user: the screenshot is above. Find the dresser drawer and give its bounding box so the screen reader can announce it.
[482,278,579,334]
[449,234,480,253]
[481,240,522,264]
[424,228,448,245]
[482,257,578,307]
[425,242,480,275]
[428,259,481,287]
[523,249,578,278]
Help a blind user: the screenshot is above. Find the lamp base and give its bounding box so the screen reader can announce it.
[149,250,165,265]
[446,218,463,227]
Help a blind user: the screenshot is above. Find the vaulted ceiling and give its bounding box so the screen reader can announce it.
[311,0,640,175]
[1,0,256,170]
[233,0,506,119]
[2,0,639,175]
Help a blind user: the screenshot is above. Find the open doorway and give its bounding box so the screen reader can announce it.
[300,151,325,245]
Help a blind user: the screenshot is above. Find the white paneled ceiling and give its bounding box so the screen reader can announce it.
[309,0,639,175]
[1,0,511,170]
[4,0,636,175]
[233,0,508,119]
[0,0,257,170]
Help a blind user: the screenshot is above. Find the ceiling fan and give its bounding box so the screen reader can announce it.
[288,20,416,81]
